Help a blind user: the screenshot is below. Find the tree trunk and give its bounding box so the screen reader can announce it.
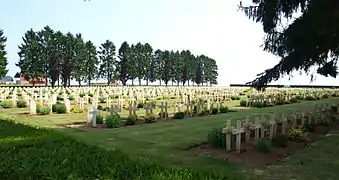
[159,80,162,86]
[45,77,48,86]
[146,79,149,86]
[188,81,190,86]
[132,79,134,86]
[138,78,141,86]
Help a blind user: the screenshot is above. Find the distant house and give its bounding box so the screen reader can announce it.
[14,72,46,85]
[0,76,14,85]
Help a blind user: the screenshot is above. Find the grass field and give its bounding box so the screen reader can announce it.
[1,98,339,179]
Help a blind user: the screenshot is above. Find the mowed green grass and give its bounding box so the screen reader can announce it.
[2,98,339,178]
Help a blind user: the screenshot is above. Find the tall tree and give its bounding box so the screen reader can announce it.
[195,55,203,85]
[98,40,117,85]
[128,44,138,85]
[239,0,339,89]
[60,32,76,87]
[117,41,130,86]
[16,29,44,86]
[83,40,98,85]
[150,49,162,84]
[0,29,8,79]
[161,50,171,86]
[143,43,153,85]
[73,33,86,86]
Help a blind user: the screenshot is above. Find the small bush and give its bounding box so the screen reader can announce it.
[0,100,13,109]
[144,113,156,123]
[36,105,51,115]
[174,112,185,119]
[156,96,163,100]
[106,112,122,128]
[253,101,264,108]
[305,95,315,101]
[271,135,288,147]
[53,103,67,114]
[79,93,85,97]
[137,102,144,108]
[256,138,272,153]
[16,100,27,108]
[70,107,84,113]
[125,115,137,126]
[302,124,315,133]
[207,128,225,148]
[96,114,104,124]
[97,105,104,111]
[289,97,298,103]
[287,129,310,142]
[211,108,219,115]
[219,106,229,113]
[68,95,75,101]
[98,97,106,103]
[240,100,247,107]
[57,96,64,101]
[322,94,329,99]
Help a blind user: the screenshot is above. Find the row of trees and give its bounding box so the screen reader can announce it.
[15,26,218,87]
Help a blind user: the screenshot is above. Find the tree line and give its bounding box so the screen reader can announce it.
[11,26,218,87]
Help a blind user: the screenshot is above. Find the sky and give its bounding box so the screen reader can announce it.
[1,0,338,86]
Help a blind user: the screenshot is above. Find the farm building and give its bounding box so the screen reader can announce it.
[14,72,46,85]
[0,76,14,85]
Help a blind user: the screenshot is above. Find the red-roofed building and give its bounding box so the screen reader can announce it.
[14,72,46,85]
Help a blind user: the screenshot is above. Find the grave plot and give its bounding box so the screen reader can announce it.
[188,103,339,168]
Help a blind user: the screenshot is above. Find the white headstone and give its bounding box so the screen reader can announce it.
[29,100,36,115]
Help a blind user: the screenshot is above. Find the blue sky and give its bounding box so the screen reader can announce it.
[1,0,338,85]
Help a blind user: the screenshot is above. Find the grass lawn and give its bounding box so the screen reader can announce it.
[1,98,339,179]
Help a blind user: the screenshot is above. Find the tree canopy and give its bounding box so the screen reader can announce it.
[15,26,218,86]
[239,0,339,89]
[0,29,8,79]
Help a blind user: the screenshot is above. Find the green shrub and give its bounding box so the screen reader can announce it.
[289,97,298,103]
[97,105,104,111]
[0,100,13,109]
[256,138,272,153]
[106,112,122,128]
[53,103,66,114]
[156,96,163,100]
[70,107,84,113]
[219,106,229,113]
[79,93,85,97]
[207,128,226,148]
[98,97,106,103]
[125,115,137,126]
[253,101,264,108]
[230,96,236,100]
[174,112,185,119]
[68,95,75,101]
[305,95,315,101]
[137,102,144,108]
[302,124,315,132]
[36,105,51,115]
[16,100,27,108]
[287,129,310,142]
[211,107,218,114]
[88,93,94,97]
[144,113,156,123]
[240,100,247,107]
[57,96,64,101]
[271,135,288,147]
[322,94,329,99]
[96,114,104,124]
[6,95,12,99]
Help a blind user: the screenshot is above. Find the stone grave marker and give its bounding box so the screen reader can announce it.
[222,119,234,152]
[30,99,36,115]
